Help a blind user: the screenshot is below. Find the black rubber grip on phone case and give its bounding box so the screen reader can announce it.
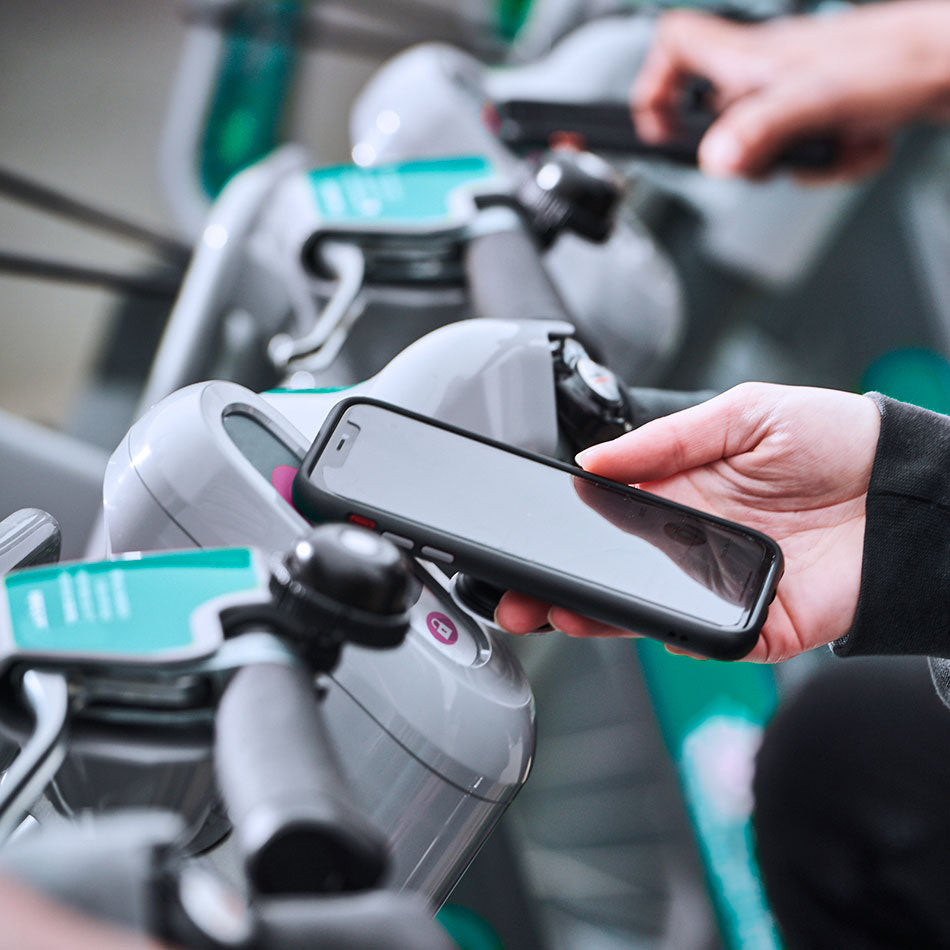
[495,99,837,170]
[646,115,837,170]
[214,661,388,895]
[773,136,838,170]
[464,228,574,324]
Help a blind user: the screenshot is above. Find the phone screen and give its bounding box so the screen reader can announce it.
[312,404,774,629]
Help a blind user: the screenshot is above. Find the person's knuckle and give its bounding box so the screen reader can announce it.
[656,8,704,42]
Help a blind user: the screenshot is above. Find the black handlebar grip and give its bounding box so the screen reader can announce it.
[624,386,718,428]
[215,661,388,896]
[463,227,574,325]
[257,892,456,950]
[0,810,181,934]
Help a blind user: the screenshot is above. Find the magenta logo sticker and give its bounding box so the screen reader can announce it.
[426,611,458,645]
[271,465,298,508]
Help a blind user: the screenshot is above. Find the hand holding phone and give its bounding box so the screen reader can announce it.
[497,383,883,664]
[630,7,932,182]
[293,398,783,661]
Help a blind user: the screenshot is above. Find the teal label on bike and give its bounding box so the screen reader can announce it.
[2,548,262,658]
[308,156,495,227]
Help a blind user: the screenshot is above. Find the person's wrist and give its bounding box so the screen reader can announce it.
[835,394,950,658]
[893,1,950,117]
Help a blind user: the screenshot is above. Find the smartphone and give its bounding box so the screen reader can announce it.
[494,99,696,160]
[493,98,836,171]
[293,398,783,660]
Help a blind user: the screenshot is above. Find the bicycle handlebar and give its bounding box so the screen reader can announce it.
[464,226,574,325]
[256,892,455,950]
[0,809,454,950]
[215,660,389,896]
[624,386,718,428]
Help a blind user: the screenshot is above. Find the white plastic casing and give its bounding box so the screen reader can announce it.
[103,320,554,900]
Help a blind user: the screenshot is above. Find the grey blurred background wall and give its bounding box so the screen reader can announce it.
[0,0,377,427]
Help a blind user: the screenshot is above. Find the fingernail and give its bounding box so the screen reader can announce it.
[699,130,743,175]
[575,448,593,468]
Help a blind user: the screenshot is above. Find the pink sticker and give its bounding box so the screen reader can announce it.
[271,465,298,508]
[426,611,459,645]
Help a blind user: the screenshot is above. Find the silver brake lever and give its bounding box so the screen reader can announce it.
[0,510,61,576]
[0,671,70,844]
[268,240,366,373]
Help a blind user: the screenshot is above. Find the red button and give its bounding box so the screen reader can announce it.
[348,514,376,530]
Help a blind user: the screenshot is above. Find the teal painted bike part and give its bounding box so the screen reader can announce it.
[200,2,304,199]
[3,548,262,656]
[495,0,534,41]
[307,156,496,228]
[263,385,353,394]
[635,640,782,949]
[436,904,504,950]
[860,347,950,415]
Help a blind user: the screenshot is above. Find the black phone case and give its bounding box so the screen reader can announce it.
[494,98,836,171]
[294,397,784,661]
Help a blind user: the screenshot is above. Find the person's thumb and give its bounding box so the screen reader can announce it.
[576,385,766,484]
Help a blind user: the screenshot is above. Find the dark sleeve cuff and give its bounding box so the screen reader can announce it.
[833,394,950,658]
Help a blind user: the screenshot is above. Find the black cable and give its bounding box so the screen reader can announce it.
[339,0,494,43]
[183,0,494,37]
[0,167,191,264]
[306,6,504,61]
[0,252,181,300]
[182,0,504,60]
